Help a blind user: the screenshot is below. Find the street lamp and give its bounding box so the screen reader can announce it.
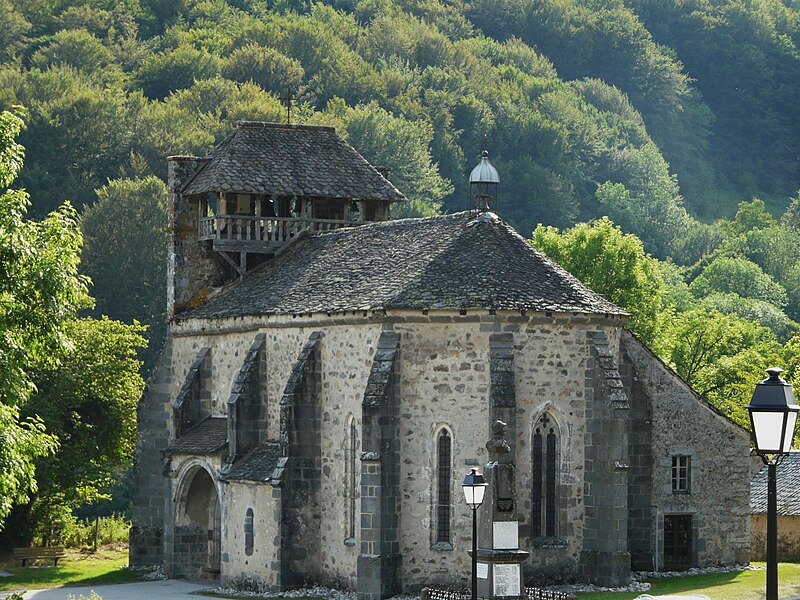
[746,367,799,600]
[463,468,487,600]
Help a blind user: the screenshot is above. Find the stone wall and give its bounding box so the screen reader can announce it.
[167,156,228,316]
[136,312,752,594]
[130,336,174,566]
[166,317,385,588]
[750,514,800,561]
[392,315,619,589]
[620,330,751,569]
[222,481,281,588]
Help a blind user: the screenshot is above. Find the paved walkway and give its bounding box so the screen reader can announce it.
[20,580,209,599]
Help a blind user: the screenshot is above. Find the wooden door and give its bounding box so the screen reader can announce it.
[664,514,692,570]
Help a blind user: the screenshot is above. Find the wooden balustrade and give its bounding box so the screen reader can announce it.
[198,215,363,247]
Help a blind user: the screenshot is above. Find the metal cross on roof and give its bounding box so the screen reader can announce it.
[280,87,294,125]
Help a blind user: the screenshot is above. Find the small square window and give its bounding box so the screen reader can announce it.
[671,455,690,494]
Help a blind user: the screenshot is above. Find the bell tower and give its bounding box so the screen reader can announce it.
[469,138,500,212]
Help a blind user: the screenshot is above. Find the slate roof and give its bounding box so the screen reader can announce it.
[222,443,283,483]
[751,452,800,515]
[181,122,406,203]
[179,211,627,320]
[167,417,228,454]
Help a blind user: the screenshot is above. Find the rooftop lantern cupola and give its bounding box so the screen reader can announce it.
[469,138,499,212]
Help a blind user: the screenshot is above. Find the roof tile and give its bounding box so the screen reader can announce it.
[178,211,627,320]
[751,451,800,515]
[182,122,406,203]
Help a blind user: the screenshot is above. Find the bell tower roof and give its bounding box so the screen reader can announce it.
[181,121,406,203]
[469,149,500,184]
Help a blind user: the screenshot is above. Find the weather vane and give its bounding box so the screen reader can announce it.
[280,87,294,125]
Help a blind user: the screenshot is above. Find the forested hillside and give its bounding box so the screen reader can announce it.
[1,1,800,434]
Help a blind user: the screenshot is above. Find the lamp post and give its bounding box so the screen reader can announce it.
[746,367,799,600]
[463,468,487,600]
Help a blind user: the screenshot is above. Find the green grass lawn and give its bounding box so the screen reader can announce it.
[576,562,800,599]
[0,547,143,591]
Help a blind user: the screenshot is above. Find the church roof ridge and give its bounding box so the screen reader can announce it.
[235,120,336,132]
[180,121,406,202]
[177,211,627,321]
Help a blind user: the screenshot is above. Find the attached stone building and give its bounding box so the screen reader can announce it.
[130,121,751,598]
[750,451,800,560]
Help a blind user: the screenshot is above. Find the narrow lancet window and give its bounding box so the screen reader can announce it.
[436,429,452,544]
[245,508,254,556]
[345,416,358,540]
[532,413,559,537]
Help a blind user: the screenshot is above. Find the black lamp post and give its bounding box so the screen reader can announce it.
[463,468,487,600]
[746,367,799,600]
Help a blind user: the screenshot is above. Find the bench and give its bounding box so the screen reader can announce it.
[12,546,66,567]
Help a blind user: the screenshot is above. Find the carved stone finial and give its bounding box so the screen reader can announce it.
[486,419,511,456]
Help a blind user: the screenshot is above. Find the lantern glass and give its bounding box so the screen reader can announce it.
[751,411,787,453]
[462,469,487,510]
[784,411,798,452]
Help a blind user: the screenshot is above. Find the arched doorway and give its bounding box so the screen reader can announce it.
[175,466,221,579]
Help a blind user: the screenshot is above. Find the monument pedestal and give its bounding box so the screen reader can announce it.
[473,421,530,599]
[475,547,530,599]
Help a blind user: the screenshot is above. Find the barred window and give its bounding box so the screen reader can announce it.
[672,455,691,494]
[436,429,452,544]
[245,508,254,556]
[532,414,559,537]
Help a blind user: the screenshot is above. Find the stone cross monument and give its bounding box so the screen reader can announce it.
[476,420,530,599]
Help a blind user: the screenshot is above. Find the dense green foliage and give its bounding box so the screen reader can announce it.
[1,0,800,531]
[1,0,798,375]
[0,112,145,542]
[531,217,666,344]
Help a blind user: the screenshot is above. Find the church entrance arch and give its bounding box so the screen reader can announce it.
[174,465,222,579]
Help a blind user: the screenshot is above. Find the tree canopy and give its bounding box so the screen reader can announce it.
[0,111,145,538]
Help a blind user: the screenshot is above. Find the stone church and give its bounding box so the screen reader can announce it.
[130,121,751,598]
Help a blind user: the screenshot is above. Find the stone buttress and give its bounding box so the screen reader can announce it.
[358,329,402,600]
[580,330,631,586]
[130,336,174,566]
[279,332,324,587]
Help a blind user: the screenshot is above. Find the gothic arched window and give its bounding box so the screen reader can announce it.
[532,413,559,538]
[344,415,358,541]
[436,429,452,544]
[245,508,254,556]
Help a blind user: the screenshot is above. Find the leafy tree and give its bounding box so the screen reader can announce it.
[24,318,145,511]
[689,255,788,309]
[30,29,119,80]
[0,110,89,527]
[594,143,691,259]
[81,176,167,369]
[531,217,666,343]
[136,44,221,99]
[221,44,304,94]
[653,308,785,432]
[740,225,800,286]
[0,0,31,60]
[700,293,799,343]
[725,198,776,236]
[783,191,800,232]
[344,102,453,217]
